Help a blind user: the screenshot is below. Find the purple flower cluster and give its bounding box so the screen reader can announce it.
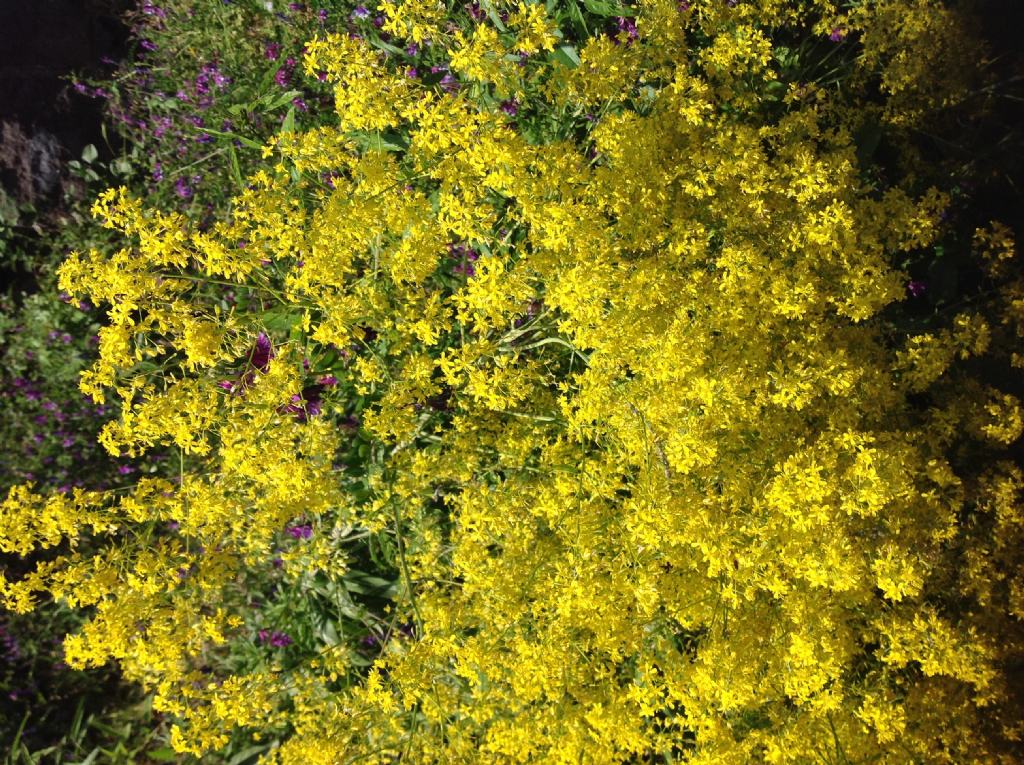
[257,629,293,647]
[286,524,314,539]
[449,242,479,276]
[195,62,231,99]
[275,57,298,88]
[72,82,112,99]
[611,16,638,44]
[141,2,167,18]
[249,332,274,372]
[283,385,324,421]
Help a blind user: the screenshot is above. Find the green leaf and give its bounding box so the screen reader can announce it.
[583,0,633,16]
[479,0,508,31]
[263,309,304,333]
[264,89,303,112]
[344,571,399,597]
[112,157,133,177]
[228,144,244,188]
[200,127,264,151]
[69,697,86,741]
[282,105,296,134]
[67,749,101,765]
[369,37,407,57]
[227,743,271,765]
[81,144,98,164]
[147,746,180,762]
[347,130,409,153]
[564,0,590,35]
[550,44,581,68]
[319,619,341,645]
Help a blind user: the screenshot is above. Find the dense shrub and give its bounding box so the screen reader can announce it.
[3,0,1024,762]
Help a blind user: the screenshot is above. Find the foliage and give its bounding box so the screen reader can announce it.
[3,0,1024,763]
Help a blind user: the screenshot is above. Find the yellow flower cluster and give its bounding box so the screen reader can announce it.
[3,0,1023,762]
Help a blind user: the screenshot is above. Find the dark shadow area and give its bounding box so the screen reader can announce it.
[0,0,130,293]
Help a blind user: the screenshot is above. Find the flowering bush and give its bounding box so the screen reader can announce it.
[4,0,1024,762]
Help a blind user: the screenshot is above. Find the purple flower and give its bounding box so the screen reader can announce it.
[153,117,172,138]
[829,27,846,42]
[174,177,193,198]
[284,386,323,422]
[118,465,135,475]
[275,67,292,87]
[351,5,370,19]
[405,67,418,78]
[406,43,419,56]
[249,333,273,372]
[318,9,328,22]
[286,524,314,539]
[907,280,927,297]
[265,42,282,61]
[439,73,460,93]
[288,2,306,10]
[139,39,158,52]
[500,99,519,117]
[292,97,308,111]
[257,629,293,647]
[318,374,338,386]
[613,16,638,44]
[373,14,385,27]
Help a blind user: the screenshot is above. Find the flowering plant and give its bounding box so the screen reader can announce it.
[4,0,1024,762]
